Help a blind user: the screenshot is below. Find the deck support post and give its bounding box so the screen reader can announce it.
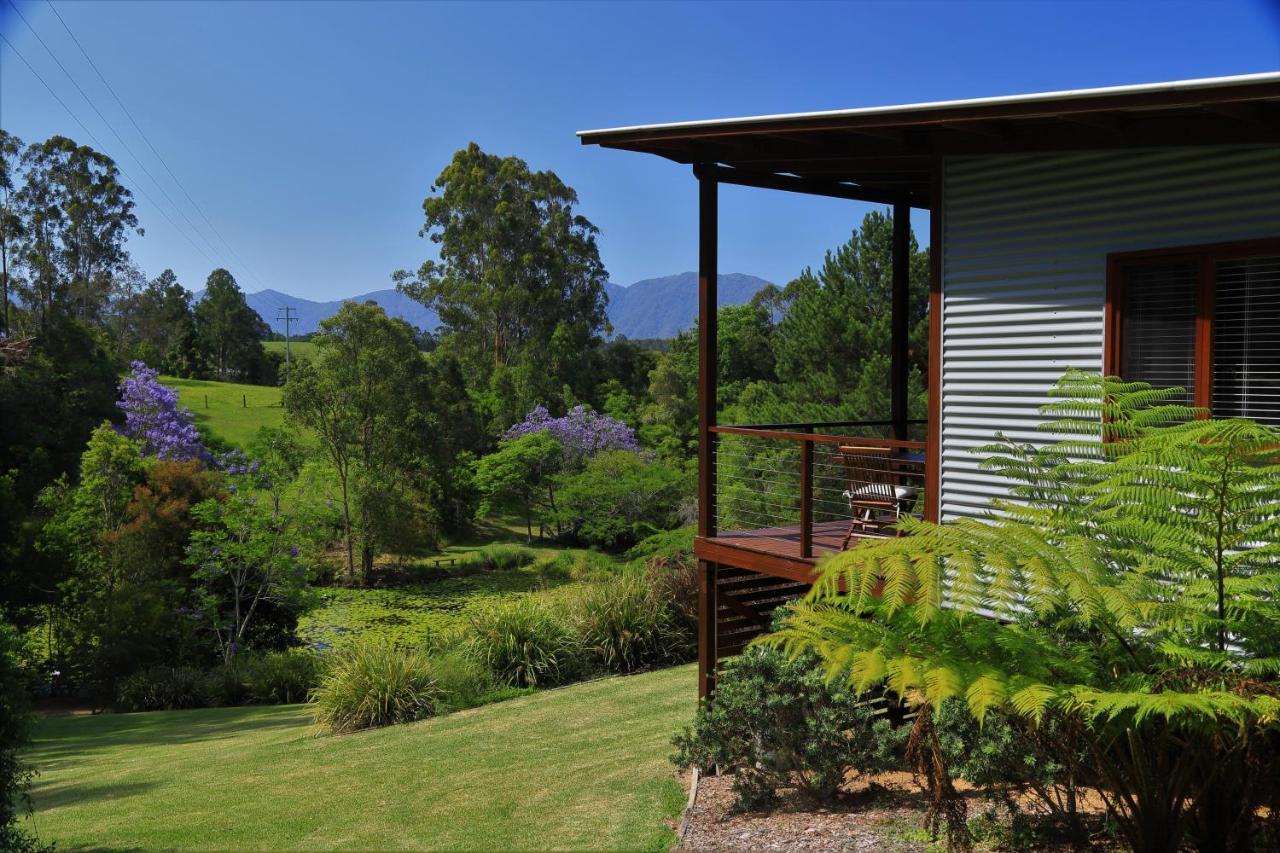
[697,560,718,701]
[695,166,718,538]
[891,203,911,441]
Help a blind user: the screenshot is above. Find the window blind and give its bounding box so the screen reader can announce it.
[1121,262,1198,406]
[1213,256,1280,425]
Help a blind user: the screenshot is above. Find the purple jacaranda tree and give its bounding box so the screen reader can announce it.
[116,361,207,461]
[504,404,640,466]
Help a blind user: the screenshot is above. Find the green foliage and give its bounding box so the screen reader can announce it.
[239,648,323,705]
[570,575,690,674]
[309,640,440,734]
[673,646,894,810]
[466,596,579,688]
[472,431,564,541]
[394,142,609,427]
[193,268,269,381]
[186,471,311,664]
[553,451,688,551]
[766,370,1280,852]
[0,618,42,852]
[283,301,442,582]
[116,665,209,712]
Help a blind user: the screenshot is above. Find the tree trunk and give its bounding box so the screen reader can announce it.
[338,471,355,582]
[361,541,375,586]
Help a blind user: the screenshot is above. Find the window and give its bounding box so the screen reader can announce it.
[1107,238,1280,425]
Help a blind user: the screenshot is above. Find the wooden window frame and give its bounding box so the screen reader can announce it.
[1105,236,1280,413]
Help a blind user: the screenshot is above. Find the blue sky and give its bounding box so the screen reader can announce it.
[2,1,1278,301]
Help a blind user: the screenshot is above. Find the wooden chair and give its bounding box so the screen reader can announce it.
[836,445,918,549]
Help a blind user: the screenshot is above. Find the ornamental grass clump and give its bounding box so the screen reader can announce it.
[571,575,689,674]
[466,597,578,688]
[309,640,439,734]
[764,371,1280,852]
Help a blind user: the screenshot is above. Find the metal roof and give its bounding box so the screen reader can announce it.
[578,72,1280,209]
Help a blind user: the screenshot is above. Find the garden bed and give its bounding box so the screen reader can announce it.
[678,771,1114,852]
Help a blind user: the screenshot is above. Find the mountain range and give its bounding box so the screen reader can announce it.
[228,273,771,340]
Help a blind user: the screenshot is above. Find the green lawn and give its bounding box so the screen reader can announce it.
[163,375,286,449]
[265,340,318,361]
[25,665,694,851]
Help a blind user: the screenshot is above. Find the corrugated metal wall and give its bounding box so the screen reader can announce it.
[939,145,1280,521]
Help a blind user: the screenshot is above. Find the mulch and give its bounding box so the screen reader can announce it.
[676,770,1111,851]
[677,771,933,852]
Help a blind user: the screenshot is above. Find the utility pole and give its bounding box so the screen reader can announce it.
[276,306,297,371]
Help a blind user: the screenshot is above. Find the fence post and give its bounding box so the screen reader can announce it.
[800,430,814,559]
[242,394,246,408]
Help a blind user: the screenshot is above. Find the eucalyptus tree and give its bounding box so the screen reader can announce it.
[394,143,609,423]
[13,135,139,327]
[0,130,23,336]
[283,301,429,584]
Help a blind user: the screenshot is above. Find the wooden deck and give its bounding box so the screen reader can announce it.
[694,520,886,583]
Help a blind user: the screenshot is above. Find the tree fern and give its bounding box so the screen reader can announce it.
[762,370,1280,851]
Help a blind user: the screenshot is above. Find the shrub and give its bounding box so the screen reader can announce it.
[673,645,894,810]
[554,451,687,550]
[640,541,698,642]
[571,576,690,673]
[309,641,439,734]
[241,649,323,704]
[1,619,43,852]
[932,699,1089,844]
[472,544,536,571]
[767,372,1280,851]
[426,646,500,712]
[116,665,208,712]
[467,597,578,688]
[200,663,253,707]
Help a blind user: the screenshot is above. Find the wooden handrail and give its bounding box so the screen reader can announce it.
[721,418,927,431]
[710,424,927,450]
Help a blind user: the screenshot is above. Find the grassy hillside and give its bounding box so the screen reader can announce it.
[25,665,694,851]
[265,340,318,361]
[163,375,286,449]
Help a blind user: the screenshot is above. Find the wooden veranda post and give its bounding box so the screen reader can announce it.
[891,203,911,441]
[696,166,719,700]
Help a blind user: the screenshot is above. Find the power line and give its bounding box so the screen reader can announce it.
[0,32,219,267]
[5,0,225,263]
[44,0,269,291]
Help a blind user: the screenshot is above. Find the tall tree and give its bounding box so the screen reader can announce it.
[13,136,139,328]
[194,268,267,379]
[282,301,428,583]
[0,130,23,336]
[394,143,609,420]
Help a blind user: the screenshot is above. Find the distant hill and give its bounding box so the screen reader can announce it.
[209,273,772,340]
[603,273,770,339]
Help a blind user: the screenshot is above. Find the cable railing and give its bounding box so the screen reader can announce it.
[711,420,927,560]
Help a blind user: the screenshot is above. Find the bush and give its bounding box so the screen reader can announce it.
[640,542,698,642]
[673,646,894,810]
[115,666,209,712]
[309,641,439,734]
[571,576,690,673]
[467,597,578,688]
[933,699,1089,842]
[1,619,44,852]
[473,544,536,571]
[554,451,687,551]
[200,663,253,707]
[241,649,323,704]
[426,646,500,712]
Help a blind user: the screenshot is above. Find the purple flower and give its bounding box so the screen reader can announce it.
[289,546,300,557]
[116,362,206,461]
[504,404,640,463]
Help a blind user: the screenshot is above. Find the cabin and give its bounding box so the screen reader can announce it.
[578,73,1280,698]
